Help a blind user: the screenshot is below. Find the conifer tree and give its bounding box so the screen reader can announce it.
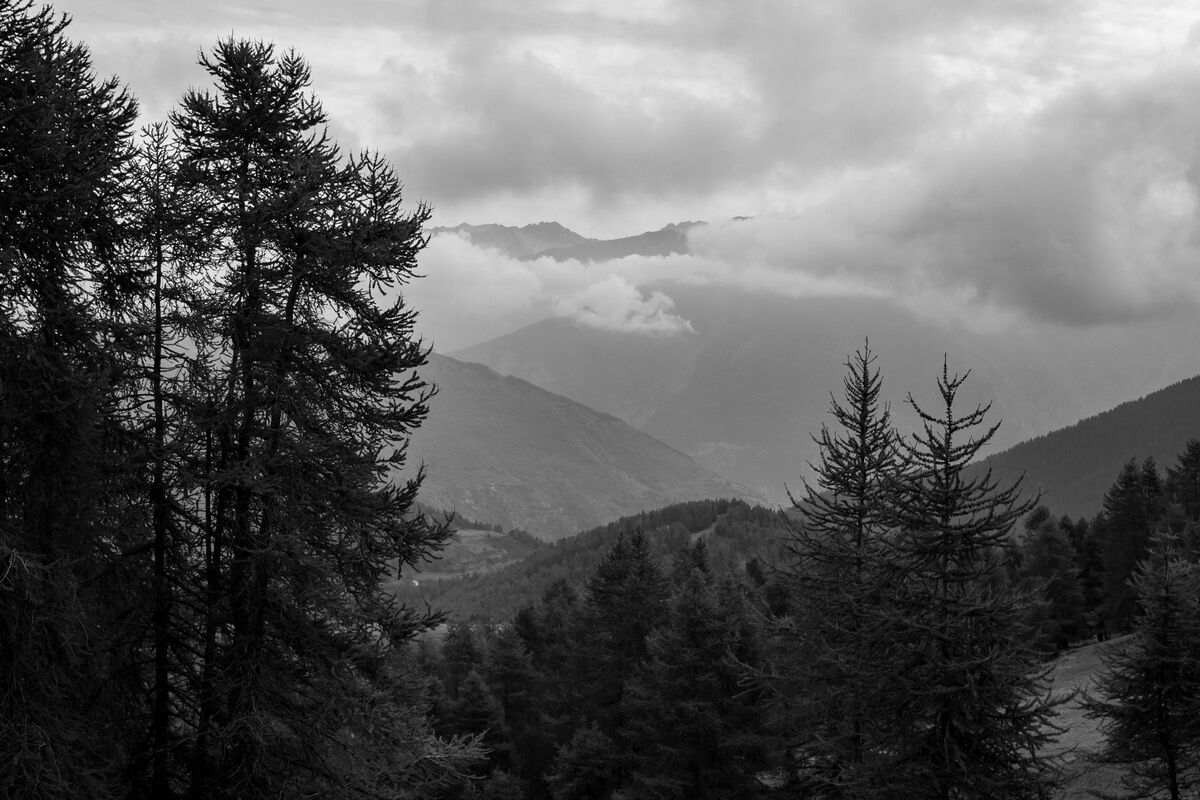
[165,38,466,798]
[757,342,901,794]
[1084,533,1200,800]
[1099,458,1165,630]
[0,2,139,796]
[884,359,1057,799]
[577,529,668,735]
[546,723,620,800]
[620,543,768,799]
[1017,508,1088,653]
[1165,440,1200,554]
[484,626,545,780]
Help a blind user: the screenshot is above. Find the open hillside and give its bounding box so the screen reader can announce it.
[969,375,1200,520]
[401,354,761,540]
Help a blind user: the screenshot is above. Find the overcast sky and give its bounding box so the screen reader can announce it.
[54,0,1200,353]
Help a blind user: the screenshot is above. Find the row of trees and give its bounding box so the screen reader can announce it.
[412,346,1060,799]
[1,3,472,797]
[409,343,1200,799]
[759,346,1057,798]
[765,344,1200,800]
[416,534,772,799]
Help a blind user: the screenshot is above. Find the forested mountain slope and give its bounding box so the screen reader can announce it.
[402,354,761,540]
[969,375,1200,519]
[390,499,787,621]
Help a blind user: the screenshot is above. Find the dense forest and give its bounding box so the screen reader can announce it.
[4,2,1200,798]
[410,350,1200,799]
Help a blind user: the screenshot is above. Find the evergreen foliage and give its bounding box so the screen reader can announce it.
[1084,534,1200,800]
[0,5,474,796]
[1016,507,1089,653]
[620,544,769,799]
[1098,458,1165,630]
[758,342,902,794]
[884,359,1057,799]
[0,2,139,796]
[578,529,669,736]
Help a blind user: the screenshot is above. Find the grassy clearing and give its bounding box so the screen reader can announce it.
[1045,635,1133,799]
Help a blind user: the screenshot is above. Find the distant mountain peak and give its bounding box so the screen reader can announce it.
[429,221,592,259]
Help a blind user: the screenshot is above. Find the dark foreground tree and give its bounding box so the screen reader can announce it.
[756,342,902,795]
[1084,533,1200,800]
[884,359,1059,799]
[0,2,138,797]
[166,38,470,798]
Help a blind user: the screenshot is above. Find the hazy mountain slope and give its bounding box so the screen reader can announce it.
[967,376,1200,520]
[524,221,700,262]
[455,283,1083,503]
[401,354,760,540]
[429,221,590,258]
[454,318,700,428]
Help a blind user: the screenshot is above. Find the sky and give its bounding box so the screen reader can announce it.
[53,0,1200,355]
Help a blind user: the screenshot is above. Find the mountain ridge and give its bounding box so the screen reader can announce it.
[968,374,1200,520]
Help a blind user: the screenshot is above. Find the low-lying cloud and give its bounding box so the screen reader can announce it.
[553,275,695,335]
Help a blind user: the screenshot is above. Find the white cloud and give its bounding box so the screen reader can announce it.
[553,275,695,335]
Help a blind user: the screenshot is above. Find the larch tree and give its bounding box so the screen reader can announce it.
[0,2,139,796]
[165,38,468,798]
[883,359,1058,800]
[1084,533,1200,800]
[757,342,902,796]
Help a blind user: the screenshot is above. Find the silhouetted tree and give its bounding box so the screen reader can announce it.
[757,342,902,795]
[546,723,620,800]
[167,38,468,798]
[577,529,668,736]
[884,359,1057,799]
[0,2,138,796]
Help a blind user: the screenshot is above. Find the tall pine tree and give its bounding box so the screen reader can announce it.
[757,342,901,795]
[884,358,1058,800]
[165,38,466,798]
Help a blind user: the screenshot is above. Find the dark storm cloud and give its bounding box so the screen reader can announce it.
[47,0,1200,335]
[688,58,1200,327]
